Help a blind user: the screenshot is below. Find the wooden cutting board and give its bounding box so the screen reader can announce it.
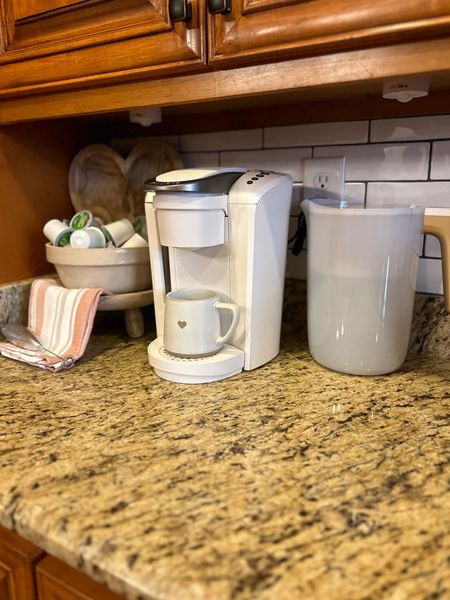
[68,139,183,222]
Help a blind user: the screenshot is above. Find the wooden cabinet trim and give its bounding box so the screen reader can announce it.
[0,571,9,600]
[1,0,172,62]
[36,555,125,600]
[0,0,15,53]
[14,0,88,21]
[242,0,308,14]
[0,526,42,563]
[0,525,44,600]
[208,0,450,65]
[0,27,207,97]
[0,0,207,97]
[1,36,450,124]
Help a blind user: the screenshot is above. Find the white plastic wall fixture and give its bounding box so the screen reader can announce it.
[382,77,429,103]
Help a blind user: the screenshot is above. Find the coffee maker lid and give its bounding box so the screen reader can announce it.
[144,167,246,194]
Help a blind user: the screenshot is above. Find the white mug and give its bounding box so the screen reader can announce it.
[164,289,240,358]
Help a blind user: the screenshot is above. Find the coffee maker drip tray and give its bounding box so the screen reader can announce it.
[147,337,245,384]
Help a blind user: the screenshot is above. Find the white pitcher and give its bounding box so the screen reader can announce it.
[302,200,450,375]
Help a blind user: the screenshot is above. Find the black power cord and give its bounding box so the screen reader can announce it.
[288,212,307,256]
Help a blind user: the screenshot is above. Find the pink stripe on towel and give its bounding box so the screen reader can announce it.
[0,279,108,372]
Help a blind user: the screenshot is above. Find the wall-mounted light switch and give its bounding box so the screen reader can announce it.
[303,157,346,201]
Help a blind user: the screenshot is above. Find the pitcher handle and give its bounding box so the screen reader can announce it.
[214,302,240,345]
[424,208,450,313]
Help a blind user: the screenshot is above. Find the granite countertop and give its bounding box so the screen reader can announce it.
[0,286,449,600]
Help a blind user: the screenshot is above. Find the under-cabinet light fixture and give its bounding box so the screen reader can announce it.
[382,77,429,103]
[129,107,162,127]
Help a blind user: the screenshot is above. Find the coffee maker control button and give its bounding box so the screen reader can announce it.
[247,180,254,184]
[252,177,259,181]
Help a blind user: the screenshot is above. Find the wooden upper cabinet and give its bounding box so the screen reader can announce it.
[12,0,87,20]
[208,0,450,66]
[2,0,450,102]
[0,0,206,97]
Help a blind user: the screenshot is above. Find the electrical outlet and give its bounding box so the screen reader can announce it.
[303,157,346,201]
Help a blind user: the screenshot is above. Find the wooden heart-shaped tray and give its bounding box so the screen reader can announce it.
[68,140,183,223]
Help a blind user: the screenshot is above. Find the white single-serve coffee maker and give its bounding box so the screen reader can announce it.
[144,167,293,383]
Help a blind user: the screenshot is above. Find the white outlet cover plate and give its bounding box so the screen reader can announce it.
[303,157,346,201]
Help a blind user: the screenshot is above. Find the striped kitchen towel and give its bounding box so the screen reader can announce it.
[0,279,108,372]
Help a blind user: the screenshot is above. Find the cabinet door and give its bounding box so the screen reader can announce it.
[12,1,86,20]
[0,525,43,600]
[36,555,124,600]
[0,570,10,600]
[208,0,450,66]
[0,0,206,97]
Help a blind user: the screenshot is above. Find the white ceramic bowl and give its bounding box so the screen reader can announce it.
[45,243,151,294]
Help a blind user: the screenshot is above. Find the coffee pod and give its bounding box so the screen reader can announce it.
[70,227,106,248]
[70,210,101,230]
[43,219,74,247]
[133,216,148,241]
[102,218,135,247]
[136,217,148,241]
[122,233,148,248]
[93,215,105,226]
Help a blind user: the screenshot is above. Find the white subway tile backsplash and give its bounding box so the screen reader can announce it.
[181,152,220,168]
[315,143,430,181]
[265,121,368,148]
[344,182,365,205]
[366,181,450,208]
[180,129,263,152]
[147,114,450,297]
[371,115,450,142]
[220,147,311,181]
[430,141,450,179]
[416,258,444,295]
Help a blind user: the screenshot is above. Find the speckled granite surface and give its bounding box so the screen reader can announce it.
[0,281,449,600]
[0,278,32,328]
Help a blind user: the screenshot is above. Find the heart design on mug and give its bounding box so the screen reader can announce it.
[178,320,187,329]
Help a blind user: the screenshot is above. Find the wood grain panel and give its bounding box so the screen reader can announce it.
[36,555,124,600]
[0,27,206,97]
[13,0,86,20]
[2,36,450,124]
[0,120,96,284]
[2,1,170,59]
[0,0,206,97]
[0,570,9,600]
[0,525,44,600]
[243,0,310,15]
[208,0,450,65]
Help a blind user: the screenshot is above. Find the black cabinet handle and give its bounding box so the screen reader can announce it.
[208,0,232,15]
[169,0,192,22]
